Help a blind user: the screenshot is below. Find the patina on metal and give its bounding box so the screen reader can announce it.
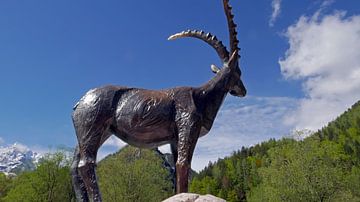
[71,0,246,201]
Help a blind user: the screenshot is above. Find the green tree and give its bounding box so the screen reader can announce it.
[248,140,358,202]
[3,152,75,202]
[0,173,12,200]
[346,166,360,199]
[97,146,173,202]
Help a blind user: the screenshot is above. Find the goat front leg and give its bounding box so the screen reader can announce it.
[175,117,200,193]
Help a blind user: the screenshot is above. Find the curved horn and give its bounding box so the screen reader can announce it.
[168,30,229,62]
[223,0,240,56]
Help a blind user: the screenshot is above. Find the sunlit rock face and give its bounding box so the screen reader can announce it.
[162,193,226,202]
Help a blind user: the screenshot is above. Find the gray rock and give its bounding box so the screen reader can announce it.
[196,194,227,202]
[162,193,226,202]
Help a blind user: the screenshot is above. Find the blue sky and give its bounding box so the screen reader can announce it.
[0,0,360,171]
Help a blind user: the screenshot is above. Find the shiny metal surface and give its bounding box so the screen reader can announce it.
[71,0,246,201]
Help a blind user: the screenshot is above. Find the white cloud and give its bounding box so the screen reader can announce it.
[280,9,360,130]
[0,137,4,145]
[29,145,51,155]
[269,0,282,27]
[11,142,29,153]
[191,96,297,171]
[97,136,127,161]
[102,135,126,148]
[97,137,172,162]
[321,0,335,8]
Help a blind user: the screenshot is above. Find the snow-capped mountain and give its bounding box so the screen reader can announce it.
[0,143,42,174]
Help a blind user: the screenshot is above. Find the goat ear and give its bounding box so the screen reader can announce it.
[211,64,220,74]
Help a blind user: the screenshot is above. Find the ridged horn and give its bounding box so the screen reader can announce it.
[223,0,240,56]
[168,30,230,62]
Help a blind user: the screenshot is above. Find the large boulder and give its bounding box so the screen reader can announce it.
[162,193,226,202]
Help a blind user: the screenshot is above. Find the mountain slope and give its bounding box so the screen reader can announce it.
[315,100,360,163]
[190,100,360,201]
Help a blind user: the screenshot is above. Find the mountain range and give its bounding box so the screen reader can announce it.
[0,143,42,175]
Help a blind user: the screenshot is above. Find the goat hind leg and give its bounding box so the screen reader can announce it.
[76,127,108,202]
[78,148,102,202]
[170,143,178,192]
[71,145,89,202]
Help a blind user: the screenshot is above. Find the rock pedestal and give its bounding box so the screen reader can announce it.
[162,193,226,202]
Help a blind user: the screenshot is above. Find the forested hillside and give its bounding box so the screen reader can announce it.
[0,146,174,201]
[190,101,360,201]
[97,146,174,202]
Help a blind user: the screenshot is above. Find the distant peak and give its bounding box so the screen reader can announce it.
[0,142,42,175]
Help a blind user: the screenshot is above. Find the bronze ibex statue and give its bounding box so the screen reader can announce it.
[71,0,246,201]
